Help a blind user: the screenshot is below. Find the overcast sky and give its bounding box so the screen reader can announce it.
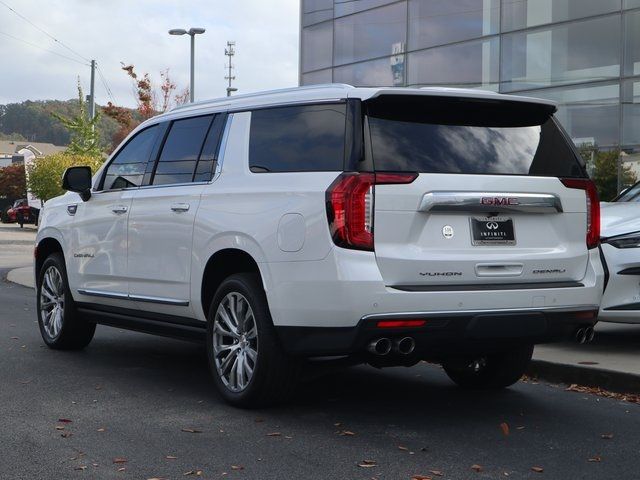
[0,0,300,108]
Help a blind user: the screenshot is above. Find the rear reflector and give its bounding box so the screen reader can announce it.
[376,319,426,328]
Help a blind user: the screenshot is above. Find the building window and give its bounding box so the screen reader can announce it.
[501,15,621,92]
[408,0,500,51]
[407,37,499,88]
[302,21,333,72]
[334,0,401,17]
[302,0,334,26]
[334,2,407,66]
[623,79,640,146]
[333,56,405,86]
[523,83,620,148]
[625,11,640,77]
[625,0,640,8]
[301,69,333,85]
[501,0,622,32]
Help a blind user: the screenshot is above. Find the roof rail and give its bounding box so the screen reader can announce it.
[171,83,355,112]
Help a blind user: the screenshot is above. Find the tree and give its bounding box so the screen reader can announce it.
[578,145,637,201]
[26,153,104,203]
[50,80,102,158]
[0,164,27,200]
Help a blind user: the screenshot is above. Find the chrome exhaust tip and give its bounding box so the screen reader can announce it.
[575,328,587,344]
[368,338,392,356]
[585,326,595,343]
[394,337,416,355]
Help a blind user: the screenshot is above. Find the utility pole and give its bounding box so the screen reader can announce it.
[87,59,96,130]
[225,41,237,97]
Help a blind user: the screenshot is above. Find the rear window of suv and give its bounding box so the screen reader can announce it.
[366,95,586,178]
[249,103,346,172]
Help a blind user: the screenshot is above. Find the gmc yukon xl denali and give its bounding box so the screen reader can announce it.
[34,85,603,407]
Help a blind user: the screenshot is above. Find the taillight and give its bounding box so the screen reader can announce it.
[326,172,417,251]
[561,178,600,249]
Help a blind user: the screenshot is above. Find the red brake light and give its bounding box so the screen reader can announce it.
[326,172,417,251]
[376,319,426,328]
[561,178,600,249]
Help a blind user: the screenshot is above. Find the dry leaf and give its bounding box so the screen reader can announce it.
[411,476,432,480]
[113,457,128,464]
[181,428,202,433]
[166,455,178,460]
[231,465,244,470]
[117,467,126,472]
[398,445,409,451]
[60,432,72,438]
[358,460,377,468]
[97,428,105,432]
[55,426,65,430]
[588,456,602,463]
[183,471,203,476]
[500,422,510,436]
[429,471,444,477]
[531,466,544,473]
[601,433,614,440]
[74,466,87,471]
[58,418,72,423]
[339,430,356,436]
[471,464,483,472]
[266,432,281,437]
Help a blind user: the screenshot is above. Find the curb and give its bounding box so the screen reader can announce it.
[6,266,34,289]
[528,359,640,395]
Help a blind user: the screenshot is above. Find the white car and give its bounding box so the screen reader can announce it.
[35,85,603,407]
[599,182,640,323]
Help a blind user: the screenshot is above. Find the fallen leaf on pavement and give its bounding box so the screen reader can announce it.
[60,432,72,438]
[500,422,510,436]
[588,456,602,463]
[55,426,65,430]
[566,384,640,405]
[117,467,126,472]
[266,432,281,436]
[183,470,203,476]
[411,476,432,480]
[429,471,443,477]
[339,430,356,436]
[358,460,377,468]
[398,445,409,451]
[231,465,243,470]
[531,466,544,473]
[601,433,614,440]
[74,466,87,471]
[471,464,483,472]
[58,418,72,423]
[166,455,178,460]
[97,428,105,432]
[113,458,127,464]
[181,428,202,433]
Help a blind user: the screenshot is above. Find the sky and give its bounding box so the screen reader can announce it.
[0,0,300,108]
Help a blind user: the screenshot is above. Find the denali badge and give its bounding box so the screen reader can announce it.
[533,269,566,274]
[481,197,519,206]
[442,225,454,239]
[420,271,463,277]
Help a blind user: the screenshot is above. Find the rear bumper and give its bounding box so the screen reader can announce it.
[276,306,599,357]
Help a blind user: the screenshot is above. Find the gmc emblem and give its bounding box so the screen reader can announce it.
[481,197,519,206]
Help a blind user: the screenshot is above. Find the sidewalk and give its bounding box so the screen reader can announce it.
[2,223,639,394]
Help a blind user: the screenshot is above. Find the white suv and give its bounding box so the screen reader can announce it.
[35,85,603,407]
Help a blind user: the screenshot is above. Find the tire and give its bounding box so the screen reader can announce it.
[443,345,534,389]
[206,273,298,408]
[36,253,96,350]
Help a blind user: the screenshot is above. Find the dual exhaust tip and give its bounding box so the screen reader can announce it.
[575,326,595,344]
[368,337,415,356]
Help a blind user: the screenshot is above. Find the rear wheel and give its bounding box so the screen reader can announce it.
[206,273,298,408]
[443,345,534,389]
[36,253,95,350]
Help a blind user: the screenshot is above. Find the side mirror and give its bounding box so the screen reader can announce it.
[62,166,92,201]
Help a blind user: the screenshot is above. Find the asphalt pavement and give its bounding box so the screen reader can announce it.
[1,272,639,480]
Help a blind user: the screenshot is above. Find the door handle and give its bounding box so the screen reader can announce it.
[171,203,190,213]
[111,205,128,214]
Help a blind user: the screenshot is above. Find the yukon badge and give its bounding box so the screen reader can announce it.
[420,271,463,277]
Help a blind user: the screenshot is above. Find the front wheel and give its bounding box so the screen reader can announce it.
[442,345,534,389]
[206,273,298,408]
[36,253,96,350]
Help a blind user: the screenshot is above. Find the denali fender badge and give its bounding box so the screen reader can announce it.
[442,225,454,239]
[419,272,463,277]
[532,269,566,274]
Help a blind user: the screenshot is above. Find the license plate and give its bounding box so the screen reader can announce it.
[470,217,516,246]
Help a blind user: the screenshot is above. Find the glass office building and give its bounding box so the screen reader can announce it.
[300,0,640,155]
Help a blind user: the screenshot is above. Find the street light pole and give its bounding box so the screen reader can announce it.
[169,27,206,103]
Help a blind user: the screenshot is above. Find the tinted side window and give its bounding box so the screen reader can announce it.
[194,114,226,182]
[103,125,158,190]
[249,104,346,172]
[152,115,213,186]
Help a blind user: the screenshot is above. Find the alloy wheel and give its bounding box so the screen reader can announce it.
[212,292,258,392]
[40,265,65,339]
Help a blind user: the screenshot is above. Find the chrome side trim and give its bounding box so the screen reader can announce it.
[77,289,128,300]
[361,305,599,321]
[77,289,189,306]
[418,191,563,214]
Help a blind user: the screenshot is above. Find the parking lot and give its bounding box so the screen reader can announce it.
[0,224,638,479]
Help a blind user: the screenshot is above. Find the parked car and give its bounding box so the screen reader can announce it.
[4,199,37,226]
[34,85,603,407]
[599,181,640,323]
